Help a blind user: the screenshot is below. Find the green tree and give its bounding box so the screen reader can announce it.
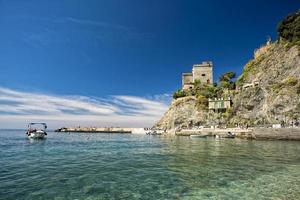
[219,71,236,90]
[193,79,201,87]
[219,72,236,82]
[277,10,300,44]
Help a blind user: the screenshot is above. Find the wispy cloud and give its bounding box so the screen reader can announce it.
[65,17,133,32]
[64,17,153,44]
[9,15,153,48]
[0,87,170,129]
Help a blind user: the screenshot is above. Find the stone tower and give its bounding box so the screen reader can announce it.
[182,61,213,90]
[192,61,213,84]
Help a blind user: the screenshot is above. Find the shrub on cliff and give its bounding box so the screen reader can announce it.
[220,81,236,90]
[296,83,300,94]
[284,76,298,86]
[173,89,187,99]
[192,84,219,99]
[272,76,299,93]
[277,10,300,45]
[196,95,208,110]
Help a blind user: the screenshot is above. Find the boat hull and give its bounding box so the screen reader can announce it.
[27,131,46,139]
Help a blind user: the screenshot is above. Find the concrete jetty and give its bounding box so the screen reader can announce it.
[55,127,147,134]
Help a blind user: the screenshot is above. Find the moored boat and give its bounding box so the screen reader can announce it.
[26,123,47,139]
[146,129,165,135]
[224,131,235,139]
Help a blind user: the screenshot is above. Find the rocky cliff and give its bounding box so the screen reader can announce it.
[230,42,300,125]
[154,11,300,130]
[154,96,205,130]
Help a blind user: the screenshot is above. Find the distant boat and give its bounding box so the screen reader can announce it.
[146,129,165,135]
[224,132,235,139]
[26,123,47,139]
[190,134,208,138]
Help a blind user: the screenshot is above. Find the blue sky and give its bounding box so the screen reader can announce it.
[0,0,299,128]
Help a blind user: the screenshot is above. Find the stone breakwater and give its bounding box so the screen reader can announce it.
[175,127,300,141]
[55,127,147,134]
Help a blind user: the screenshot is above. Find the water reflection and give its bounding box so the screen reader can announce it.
[27,138,47,145]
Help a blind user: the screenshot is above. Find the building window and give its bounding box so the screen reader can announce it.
[201,74,206,76]
[207,79,210,84]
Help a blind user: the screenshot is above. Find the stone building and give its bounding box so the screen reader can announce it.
[208,97,232,112]
[182,61,213,90]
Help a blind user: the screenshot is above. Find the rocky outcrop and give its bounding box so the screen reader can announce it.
[154,96,206,130]
[154,11,300,131]
[154,96,228,130]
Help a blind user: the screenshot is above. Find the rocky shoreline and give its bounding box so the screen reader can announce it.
[174,127,300,141]
[55,126,300,140]
[251,127,300,140]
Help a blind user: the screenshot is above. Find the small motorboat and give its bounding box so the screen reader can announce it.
[224,131,235,139]
[214,134,220,139]
[26,123,47,139]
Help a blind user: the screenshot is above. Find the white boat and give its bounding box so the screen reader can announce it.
[146,129,165,135]
[26,123,47,139]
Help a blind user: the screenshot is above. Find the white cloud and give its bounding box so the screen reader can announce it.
[0,87,170,129]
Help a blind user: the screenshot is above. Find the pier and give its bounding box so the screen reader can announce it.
[55,127,146,134]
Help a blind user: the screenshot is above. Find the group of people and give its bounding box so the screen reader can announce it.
[281,120,300,127]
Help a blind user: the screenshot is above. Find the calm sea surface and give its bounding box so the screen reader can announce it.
[0,130,300,200]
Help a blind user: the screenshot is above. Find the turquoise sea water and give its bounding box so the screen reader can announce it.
[0,130,300,200]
